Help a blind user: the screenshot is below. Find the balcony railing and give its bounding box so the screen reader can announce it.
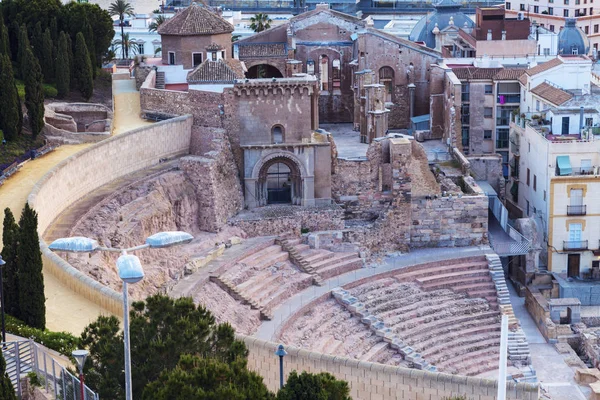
[563,240,588,251]
[567,205,587,215]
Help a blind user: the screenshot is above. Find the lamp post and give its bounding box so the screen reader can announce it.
[72,349,89,400]
[49,231,193,400]
[0,255,5,344]
[275,344,287,389]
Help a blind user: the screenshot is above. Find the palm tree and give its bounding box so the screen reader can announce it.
[109,0,135,59]
[249,13,272,33]
[112,33,140,59]
[148,14,166,33]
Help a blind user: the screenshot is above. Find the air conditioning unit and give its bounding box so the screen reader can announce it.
[517,12,525,20]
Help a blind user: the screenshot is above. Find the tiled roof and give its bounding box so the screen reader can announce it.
[237,43,287,59]
[452,67,501,80]
[493,69,526,80]
[158,3,233,36]
[530,82,573,106]
[187,59,244,83]
[525,58,564,76]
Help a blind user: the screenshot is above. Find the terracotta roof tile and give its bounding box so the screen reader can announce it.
[237,43,287,59]
[452,67,502,80]
[158,3,233,36]
[524,58,563,76]
[493,69,526,80]
[187,59,244,83]
[530,82,573,106]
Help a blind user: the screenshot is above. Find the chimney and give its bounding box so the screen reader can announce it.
[501,30,506,40]
[487,29,492,41]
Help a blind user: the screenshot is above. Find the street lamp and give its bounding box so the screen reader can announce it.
[72,349,89,400]
[0,255,5,344]
[49,231,193,400]
[275,344,287,389]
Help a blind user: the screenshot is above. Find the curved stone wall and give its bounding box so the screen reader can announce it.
[28,115,193,315]
[27,112,539,399]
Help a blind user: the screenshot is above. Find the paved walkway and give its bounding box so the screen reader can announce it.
[0,78,153,335]
[255,245,493,340]
[507,280,588,400]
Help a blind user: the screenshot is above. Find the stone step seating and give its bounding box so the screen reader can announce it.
[284,238,364,280]
[278,296,405,366]
[437,346,501,376]
[217,243,313,320]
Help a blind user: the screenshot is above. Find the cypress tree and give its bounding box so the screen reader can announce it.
[1,208,20,318]
[0,349,17,400]
[49,17,58,44]
[66,35,75,90]
[17,24,29,79]
[82,18,96,79]
[16,204,45,330]
[8,21,19,61]
[56,32,70,99]
[42,28,54,83]
[0,55,21,141]
[31,22,43,64]
[23,46,45,137]
[0,19,9,57]
[74,32,93,100]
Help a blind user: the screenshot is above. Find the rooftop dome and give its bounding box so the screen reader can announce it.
[558,18,589,55]
[158,2,234,36]
[409,0,474,49]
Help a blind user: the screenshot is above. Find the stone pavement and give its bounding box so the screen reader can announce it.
[254,245,493,340]
[507,280,588,400]
[321,123,368,159]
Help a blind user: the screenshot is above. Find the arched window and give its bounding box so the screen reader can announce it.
[379,66,394,103]
[319,55,329,92]
[332,59,341,91]
[272,125,284,144]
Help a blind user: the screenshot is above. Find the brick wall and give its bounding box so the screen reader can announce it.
[240,336,539,400]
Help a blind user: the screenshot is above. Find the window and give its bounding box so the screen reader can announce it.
[307,60,315,75]
[506,1,511,8]
[527,168,531,186]
[586,117,593,126]
[591,7,594,14]
[319,55,329,91]
[576,0,580,4]
[572,47,579,55]
[550,24,555,32]
[564,9,569,16]
[271,125,284,144]
[581,159,592,172]
[520,3,526,10]
[211,52,217,61]
[534,5,539,12]
[168,51,175,65]
[139,43,144,55]
[526,200,530,216]
[544,190,547,201]
[533,175,537,191]
[565,0,569,4]
[192,53,202,67]
[221,51,225,59]
[461,83,470,102]
[585,26,590,34]
[379,66,394,102]
[485,84,493,94]
[462,127,470,150]
[575,9,581,16]
[484,108,493,118]
[544,47,551,55]
[484,130,492,139]
[496,128,509,148]
[548,6,554,14]
[536,100,540,111]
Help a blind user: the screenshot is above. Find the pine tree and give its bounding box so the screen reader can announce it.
[56,32,70,98]
[16,204,45,330]
[0,55,22,141]
[23,47,45,137]
[31,22,44,64]
[82,18,96,79]
[42,28,54,83]
[74,32,93,100]
[1,208,20,319]
[0,350,17,400]
[0,19,9,57]
[17,25,29,79]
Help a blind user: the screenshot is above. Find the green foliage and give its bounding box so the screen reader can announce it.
[27,371,43,387]
[14,79,57,99]
[17,24,29,79]
[16,203,45,329]
[112,32,139,59]
[56,32,70,98]
[148,14,166,33]
[249,13,272,33]
[276,371,352,400]
[0,18,9,56]
[0,350,17,400]
[74,32,93,100]
[42,28,54,82]
[109,0,135,59]
[5,314,80,356]
[0,55,22,141]
[1,208,20,317]
[82,295,250,399]
[143,355,275,400]
[82,17,96,78]
[8,21,19,61]
[23,47,45,137]
[31,22,44,64]
[0,0,62,33]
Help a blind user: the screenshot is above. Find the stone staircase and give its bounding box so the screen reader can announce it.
[209,275,272,320]
[276,237,324,285]
[486,254,535,373]
[155,71,165,89]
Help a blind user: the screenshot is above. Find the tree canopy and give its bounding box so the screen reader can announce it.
[276,371,352,400]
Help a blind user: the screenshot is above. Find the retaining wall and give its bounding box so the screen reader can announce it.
[28,115,193,315]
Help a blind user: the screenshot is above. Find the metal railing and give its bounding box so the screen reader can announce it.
[2,340,99,400]
[563,240,588,251]
[567,205,587,215]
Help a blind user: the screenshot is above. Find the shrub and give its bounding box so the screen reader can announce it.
[5,314,80,356]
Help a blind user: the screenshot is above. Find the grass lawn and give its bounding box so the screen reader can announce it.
[0,134,45,168]
[14,79,58,99]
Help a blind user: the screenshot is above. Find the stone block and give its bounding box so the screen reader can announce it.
[576,368,600,385]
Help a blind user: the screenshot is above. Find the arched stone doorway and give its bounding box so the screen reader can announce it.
[246,64,284,79]
[257,157,302,206]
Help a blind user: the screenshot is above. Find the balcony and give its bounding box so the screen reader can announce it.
[497,94,520,104]
[567,205,587,215]
[563,240,588,251]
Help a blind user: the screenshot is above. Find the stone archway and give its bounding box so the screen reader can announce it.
[246,64,284,79]
[256,156,303,206]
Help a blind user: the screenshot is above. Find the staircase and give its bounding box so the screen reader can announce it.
[276,237,324,285]
[155,71,165,89]
[210,275,273,320]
